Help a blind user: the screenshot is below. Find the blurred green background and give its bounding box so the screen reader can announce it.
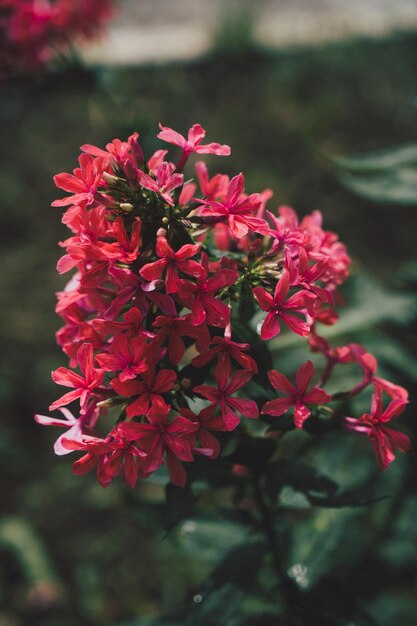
[1,14,417,626]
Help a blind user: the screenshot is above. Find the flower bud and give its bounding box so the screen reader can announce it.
[119,203,134,212]
[102,172,120,185]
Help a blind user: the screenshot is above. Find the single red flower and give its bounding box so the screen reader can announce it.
[52,154,105,208]
[112,367,176,419]
[198,173,269,239]
[50,343,105,411]
[118,404,199,486]
[344,384,410,470]
[62,429,147,489]
[137,161,183,206]
[194,370,259,431]
[152,314,210,365]
[262,360,331,429]
[176,269,238,327]
[253,269,316,340]
[157,123,230,169]
[96,333,148,382]
[140,236,204,293]
[179,406,225,459]
[192,324,257,382]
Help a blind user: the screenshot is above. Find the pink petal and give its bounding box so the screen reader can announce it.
[252,287,274,311]
[260,312,281,340]
[296,360,314,394]
[140,259,168,281]
[303,387,331,405]
[267,370,296,395]
[157,124,186,149]
[294,402,311,429]
[274,269,290,304]
[280,313,310,336]
[261,397,293,416]
[49,389,83,411]
[166,450,187,487]
[227,397,259,419]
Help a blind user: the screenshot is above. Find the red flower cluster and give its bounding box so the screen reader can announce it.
[35,123,410,488]
[0,0,113,71]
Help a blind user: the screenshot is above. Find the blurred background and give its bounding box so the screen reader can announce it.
[1,1,417,625]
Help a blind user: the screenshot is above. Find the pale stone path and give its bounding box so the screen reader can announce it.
[81,0,417,65]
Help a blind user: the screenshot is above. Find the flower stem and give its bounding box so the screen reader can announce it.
[252,472,302,621]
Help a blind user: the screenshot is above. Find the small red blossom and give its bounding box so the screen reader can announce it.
[118,403,199,486]
[344,384,410,470]
[112,367,176,419]
[253,269,316,340]
[197,173,269,238]
[50,343,105,411]
[262,361,331,429]
[62,429,147,489]
[96,333,148,382]
[192,324,257,382]
[138,162,183,206]
[52,154,105,208]
[152,314,210,365]
[157,123,231,169]
[140,237,204,293]
[176,268,238,327]
[194,370,259,431]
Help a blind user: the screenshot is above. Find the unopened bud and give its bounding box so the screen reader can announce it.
[161,217,169,226]
[181,378,191,390]
[120,202,134,212]
[102,172,119,185]
[96,397,119,409]
[157,227,167,237]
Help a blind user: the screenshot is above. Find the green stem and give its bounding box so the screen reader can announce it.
[252,473,302,622]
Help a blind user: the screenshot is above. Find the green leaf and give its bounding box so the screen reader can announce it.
[331,144,417,204]
[185,542,267,626]
[175,518,248,565]
[338,168,417,204]
[333,144,417,173]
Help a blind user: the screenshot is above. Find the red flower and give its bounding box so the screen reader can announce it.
[140,237,204,293]
[194,370,259,431]
[50,343,104,411]
[137,161,183,206]
[176,268,238,327]
[158,123,230,169]
[96,333,148,382]
[118,404,199,486]
[192,323,257,381]
[253,269,316,340]
[179,406,225,459]
[62,429,147,489]
[198,173,269,238]
[152,314,210,365]
[112,367,176,419]
[344,384,410,470]
[262,361,331,429]
[52,154,105,208]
